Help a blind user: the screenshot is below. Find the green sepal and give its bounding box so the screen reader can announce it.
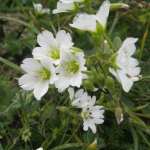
[99,92,105,105]
[110,3,129,11]
[97,74,105,88]
[82,80,98,92]
[92,34,103,47]
[115,107,123,124]
[71,47,84,54]
[111,53,121,70]
[105,76,115,94]
[68,2,79,13]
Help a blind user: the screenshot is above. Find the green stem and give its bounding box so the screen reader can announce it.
[103,33,117,52]
[138,21,149,64]
[108,13,119,36]
[98,60,107,78]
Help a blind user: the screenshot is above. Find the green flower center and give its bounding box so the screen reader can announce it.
[47,46,60,60]
[83,111,88,119]
[64,60,79,76]
[35,67,51,81]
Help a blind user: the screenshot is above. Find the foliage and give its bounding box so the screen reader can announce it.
[0,0,150,150]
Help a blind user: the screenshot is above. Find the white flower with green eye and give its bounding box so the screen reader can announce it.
[53,0,79,14]
[55,47,88,92]
[68,87,91,108]
[33,2,50,15]
[32,30,73,65]
[81,96,104,134]
[19,58,58,100]
[109,37,141,92]
[69,0,110,34]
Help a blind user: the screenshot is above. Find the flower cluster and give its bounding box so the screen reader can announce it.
[19,30,87,99]
[68,88,104,133]
[19,0,142,138]
[109,38,141,92]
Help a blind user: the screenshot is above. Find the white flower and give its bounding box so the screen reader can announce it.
[19,58,58,100]
[32,30,73,65]
[109,37,141,92]
[69,0,110,34]
[55,48,87,92]
[53,1,79,14]
[81,96,104,133]
[33,2,50,14]
[121,114,124,122]
[36,148,43,150]
[68,87,91,108]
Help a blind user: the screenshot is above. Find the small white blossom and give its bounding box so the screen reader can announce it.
[81,96,104,133]
[53,1,78,14]
[19,58,58,100]
[36,148,43,150]
[109,37,141,92]
[33,2,50,14]
[55,48,88,92]
[69,0,110,34]
[32,30,73,65]
[68,87,91,108]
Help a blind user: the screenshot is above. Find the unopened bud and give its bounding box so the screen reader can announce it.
[22,129,31,142]
[87,138,97,150]
[97,74,105,88]
[110,3,129,11]
[105,76,115,94]
[92,34,102,47]
[56,106,71,115]
[86,59,92,67]
[99,92,104,105]
[83,80,98,92]
[115,107,123,124]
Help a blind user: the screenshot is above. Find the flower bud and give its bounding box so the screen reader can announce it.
[82,80,98,92]
[87,138,97,150]
[92,34,102,47]
[97,74,105,88]
[111,53,121,70]
[99,92,104,105]
[110,3,129,11]
[86,59,92,67]
[115,107,123,124]
[77,0,92,4]
[132,103,149,112]
[105,76,115,94]
[56,106,71,115]
[71,47,84,54]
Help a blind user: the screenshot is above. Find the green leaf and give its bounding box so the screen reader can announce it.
[129,127,138,150]
[0,57,23,73]
[136,128,150,147]
[113,37,122,50]
[12,91,33,109]
[30,128,45,142]
[83,132,105,148]
[50,143,87,150]
[0,142,3,150]
[0,16,40,34]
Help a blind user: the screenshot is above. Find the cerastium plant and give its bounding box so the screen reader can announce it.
[0,0,150,150]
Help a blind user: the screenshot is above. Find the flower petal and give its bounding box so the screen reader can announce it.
[68,87,74,100]
[33,80,49,100]
[117,70,133,92]
[96,0,110,27]
[69,13,96,32]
